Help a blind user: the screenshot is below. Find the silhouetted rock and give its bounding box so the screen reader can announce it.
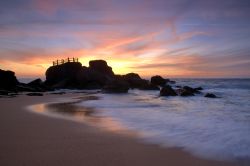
[45,62,83,88]
[28,78,43,87]
[45,60,115,89]
[89,60,114,76]
[151,75,166,87]
[204,93,217,98]
[102,79,129,93]
[160,85,177,96]
[175,86,200,96]
[26,92,44,96]
[81,67,113,87]
[123,73,141,80]
[0,69,19,90]
[121,73,149,89]
[183,86,201,94]
[27,78,53,92]
[16,83,37,92]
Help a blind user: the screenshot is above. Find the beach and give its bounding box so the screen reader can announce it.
[0,93,244,166]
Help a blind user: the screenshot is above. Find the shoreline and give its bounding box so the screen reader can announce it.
[0,93,245,166]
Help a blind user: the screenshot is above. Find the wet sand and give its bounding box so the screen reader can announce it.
[0,93,245,166]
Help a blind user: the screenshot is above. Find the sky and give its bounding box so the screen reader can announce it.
[0,0,250,78]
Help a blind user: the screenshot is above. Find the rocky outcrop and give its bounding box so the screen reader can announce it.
[1,60,211,98]
[120,73,159,90]
[151,75,166,87]
[26,78,53,92]
[177,88,195,96]
[122,73,144,88]
[175,86,202,97]
[0,69,19,90]
[45,62,83,88]
[27,78,43,87]
[45,60,115,89]
[89,60,114,76]
[160,85,177,96]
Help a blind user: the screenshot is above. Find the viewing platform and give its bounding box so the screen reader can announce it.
[52,57,79,66]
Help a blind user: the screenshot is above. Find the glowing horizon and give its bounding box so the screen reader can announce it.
[0,0,250,79]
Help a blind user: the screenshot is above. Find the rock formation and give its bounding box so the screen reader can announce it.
[1,59,214,98]
[160,85,177,96]
[0,69,19,90]
[45,60,115,89]
[151,75,167,87]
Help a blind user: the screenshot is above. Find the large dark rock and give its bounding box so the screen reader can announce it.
[160,85,177,96]
[28,78,43,87]
[0,69,19,90]
[151,75,167,87]
[45,62,83,87]
[89,60,114,76]
[183,86,201,94]
[122,73,149,89]
[26,78,53,92]
[175,86,199,97]
[45,60,115,89]
[16,83,37,92]
[102,79,129,93]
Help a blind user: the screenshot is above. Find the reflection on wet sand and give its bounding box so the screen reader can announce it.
[30,95,139,137]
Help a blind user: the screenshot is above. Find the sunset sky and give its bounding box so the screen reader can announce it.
[0,0,250,78]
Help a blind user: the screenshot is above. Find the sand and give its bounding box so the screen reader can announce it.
[0,93,246,166]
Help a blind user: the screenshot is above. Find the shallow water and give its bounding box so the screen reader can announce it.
[75,79,250,161]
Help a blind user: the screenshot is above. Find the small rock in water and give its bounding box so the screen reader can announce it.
[204,93,217,98]
[26,93,44,96]
[160,85,177,96]
[175,88,195,97]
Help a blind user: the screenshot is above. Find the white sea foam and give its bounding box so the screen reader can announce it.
[76,79,250,161]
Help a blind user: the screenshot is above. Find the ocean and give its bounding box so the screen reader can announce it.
[75,79,250,161]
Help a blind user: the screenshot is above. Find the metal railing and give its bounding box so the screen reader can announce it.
[52,57,79,66]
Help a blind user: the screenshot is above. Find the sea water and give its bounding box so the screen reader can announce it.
[76,79,250,161]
